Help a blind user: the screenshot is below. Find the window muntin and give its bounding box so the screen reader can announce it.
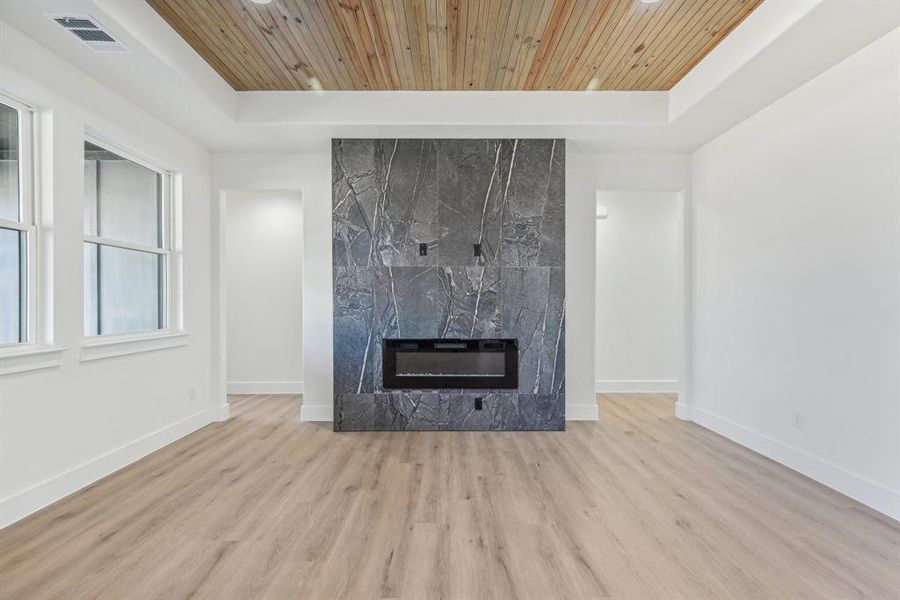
[0,98,34,346]
[83,138,171,337]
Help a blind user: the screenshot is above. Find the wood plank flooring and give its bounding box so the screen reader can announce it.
[1,393,897,599]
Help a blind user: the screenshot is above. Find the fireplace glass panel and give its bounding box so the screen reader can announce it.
[383,338,518,389]
[396,351,506,377]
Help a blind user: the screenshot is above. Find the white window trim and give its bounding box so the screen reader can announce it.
[0,92,63,374]
[79,330,190,362]
[80,130,185,360]
[0,345,65,375]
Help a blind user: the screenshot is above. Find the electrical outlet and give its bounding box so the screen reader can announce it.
[791,411,803,429]
[189,386,196,400]
[474,397,483,411]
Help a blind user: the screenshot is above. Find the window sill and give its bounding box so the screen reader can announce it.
[0,345,66,375]
[79,330,190,362]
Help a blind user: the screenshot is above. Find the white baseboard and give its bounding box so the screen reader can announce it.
[0,408,213,529]
[215,402,230,422]
[691,407,900,522]
[300,403,333,422]
[675,401,691,421]
[566,403,600,421]
[227,381,304,395]
[595,379,679,393]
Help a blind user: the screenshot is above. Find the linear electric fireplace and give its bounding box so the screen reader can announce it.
[383,339,518,390]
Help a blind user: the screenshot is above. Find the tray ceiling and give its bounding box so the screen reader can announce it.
[146,0,763,92]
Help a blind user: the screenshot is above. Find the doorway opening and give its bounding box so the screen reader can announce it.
[214,189,303,418]
[594,190,688,417]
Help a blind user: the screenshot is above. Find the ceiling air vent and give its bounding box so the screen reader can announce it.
[50,15,129,53]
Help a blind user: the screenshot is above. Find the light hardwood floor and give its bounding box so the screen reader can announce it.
[1,393,898,599]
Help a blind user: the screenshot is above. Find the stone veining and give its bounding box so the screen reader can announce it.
[333,139,565,431]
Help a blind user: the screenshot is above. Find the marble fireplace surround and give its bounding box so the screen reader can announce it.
[332,138,565,431]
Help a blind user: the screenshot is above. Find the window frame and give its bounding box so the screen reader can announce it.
[0,93,38,348]
[82,131,178,339]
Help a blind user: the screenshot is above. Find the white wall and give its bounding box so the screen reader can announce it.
[690,28,900,519]
[226,190,303,394]
[0,23,215,527]
[595,191,681,393]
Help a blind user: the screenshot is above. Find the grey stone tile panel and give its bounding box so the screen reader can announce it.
[446,393,505,430]
[500,139,565,267]
[501,267,566,394]
[376,393,448,430]
[334,394,376,431]
[436,267,501,338]
[501,394,566,431]
[333,267,376,393]
[372,139,440,267]
[437,139,515,267]
[333,139,378,267]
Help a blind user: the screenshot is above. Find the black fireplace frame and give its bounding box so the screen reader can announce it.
[382,338,518,390]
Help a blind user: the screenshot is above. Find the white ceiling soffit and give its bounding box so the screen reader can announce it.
[0,0,898,153]
[0,0,236,129]
[235,91,669,126]
[668,0,900,149]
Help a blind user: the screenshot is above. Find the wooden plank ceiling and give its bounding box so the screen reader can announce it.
[146,0,763,91]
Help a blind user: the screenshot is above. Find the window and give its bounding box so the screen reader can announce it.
[0,97,35,346]
[83,138,173,337]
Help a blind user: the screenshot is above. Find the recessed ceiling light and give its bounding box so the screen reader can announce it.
[250,0,272,4]
[586,77,601,91]
[640,0,662,3]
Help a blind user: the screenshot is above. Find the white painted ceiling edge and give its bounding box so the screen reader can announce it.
[1,0,898,152]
